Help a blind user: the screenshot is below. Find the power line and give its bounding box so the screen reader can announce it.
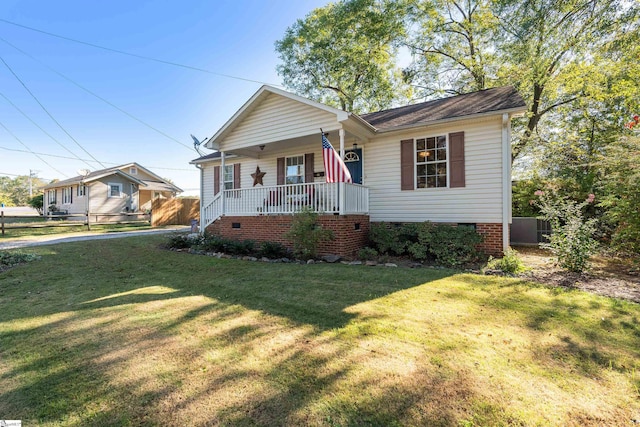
[0,144,195,172]
[0,54,106,168]
[0,120,68,177]
[0,91,95,169]
[0,18,281,87]
[0,35,195,152]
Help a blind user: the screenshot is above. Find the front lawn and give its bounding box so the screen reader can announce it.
[0,235,638,426]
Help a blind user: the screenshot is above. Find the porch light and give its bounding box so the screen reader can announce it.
[353,143,358,150]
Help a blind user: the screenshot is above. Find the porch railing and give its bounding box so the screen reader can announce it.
[201,182,368,230]
[201,192,223,230]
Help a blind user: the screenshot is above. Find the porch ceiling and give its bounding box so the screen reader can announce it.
[227,129,368,159]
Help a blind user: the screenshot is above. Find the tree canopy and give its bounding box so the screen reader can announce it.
[276,0,639,258]
[275,0,411,113]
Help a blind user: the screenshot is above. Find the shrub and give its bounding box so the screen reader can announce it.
[259,241,290,259]
[284,208,333,260]
[165,234,200,249]
[485,249,528,274]
[535,188,598,272]
[369,223,417,256]
[357,246,378,261]
[28,194,44,215]
[372,222,483,267]
[196,234,228,252]
[225,239,256,256]
[418,223,483,267]
[0,251,40,268]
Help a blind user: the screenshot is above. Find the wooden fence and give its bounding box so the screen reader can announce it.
[1,210,150,235]
[151,198,200,227]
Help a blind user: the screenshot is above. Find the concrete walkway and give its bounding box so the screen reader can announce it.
[0,226,190,250]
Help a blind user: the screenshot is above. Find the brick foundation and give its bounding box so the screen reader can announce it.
[476,223,505,257]
[206,214,370,259]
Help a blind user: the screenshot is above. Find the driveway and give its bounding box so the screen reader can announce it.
[0,226,190,250]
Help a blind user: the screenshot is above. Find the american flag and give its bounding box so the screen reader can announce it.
[322,134,352,183]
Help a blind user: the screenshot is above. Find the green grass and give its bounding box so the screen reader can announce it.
[0,222,153,239]
[1,235,639,426]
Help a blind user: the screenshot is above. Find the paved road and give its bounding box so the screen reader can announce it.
[0,226,191,250]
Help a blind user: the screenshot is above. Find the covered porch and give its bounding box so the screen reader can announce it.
[201,181,368,230]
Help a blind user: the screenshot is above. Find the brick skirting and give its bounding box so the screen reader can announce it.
[475,223,505,257]
[206,216,504,259]
[205,214,370,258]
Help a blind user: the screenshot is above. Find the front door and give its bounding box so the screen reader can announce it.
[344,148,363,184]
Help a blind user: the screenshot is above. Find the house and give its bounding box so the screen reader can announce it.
[42,163,182,219]
[191,85,527,257]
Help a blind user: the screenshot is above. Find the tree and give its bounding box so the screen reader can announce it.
[495,0,633,161]
[598,134,640,258]
[28,194,44,215]
[403,0,499,97]
[402,0,637,162]
[275,0,412,113]
[0,175,47,206]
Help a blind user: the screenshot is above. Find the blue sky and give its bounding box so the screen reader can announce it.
[0,0,329,195]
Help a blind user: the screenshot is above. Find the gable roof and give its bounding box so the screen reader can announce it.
[191,86,527,163]
[360,86,526,131]
[204,85,375,150]
[42,162,183,193]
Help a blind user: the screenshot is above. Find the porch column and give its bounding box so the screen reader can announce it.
[339,129,345,215]
[501,113,511,253]
[220,151,226,215]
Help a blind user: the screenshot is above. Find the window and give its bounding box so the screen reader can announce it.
[416,135,447,188]
[77,185,86,197]
[129,166,138,175]
[47,189,57,204]
[285,155,304,184]
[223,165,234,190]
[62,187,73,204]
[108,182,123,198]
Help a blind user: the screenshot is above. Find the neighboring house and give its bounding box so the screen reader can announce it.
[42,163,182,218]
[191,85,526,257]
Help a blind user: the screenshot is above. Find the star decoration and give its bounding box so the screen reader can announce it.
[251,166,266,186]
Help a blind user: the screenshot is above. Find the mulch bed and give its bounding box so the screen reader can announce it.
[513,246,640,304]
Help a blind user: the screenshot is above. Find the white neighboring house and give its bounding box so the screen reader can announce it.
[42,163,182,219]
[191,85,526,257]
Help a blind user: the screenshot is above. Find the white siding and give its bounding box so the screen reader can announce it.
[222,93,339,151]
[201,115,507,225]
[366,117,505,223]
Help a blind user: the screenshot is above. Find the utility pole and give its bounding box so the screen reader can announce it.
[29,169,39,198]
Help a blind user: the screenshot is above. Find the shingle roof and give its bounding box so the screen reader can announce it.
[190,86,526,163]
[42,165,129,188]
[360,86,526,130]
[42,163,182,193]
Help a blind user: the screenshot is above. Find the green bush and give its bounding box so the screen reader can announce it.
[369,223,418,256]
[284,208,333,260]
[225,239,256,256]
[0,251,41,268]
[196,234,228,253]
[165,234,200,249]
[357,246,378,261]
[371,222,483,267]
[535,188,598,272]
[485,249,528,274]
[28,194,44,215]
[417,223,483,267]
[259,241,290,259]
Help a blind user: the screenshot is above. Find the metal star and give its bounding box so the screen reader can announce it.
[251,166,266,186]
